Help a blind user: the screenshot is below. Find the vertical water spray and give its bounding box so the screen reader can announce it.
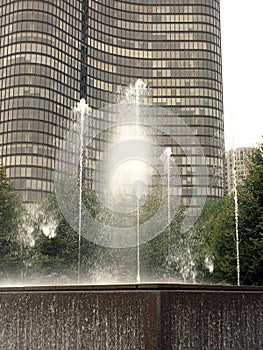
[134,79,146,283]
[133,180,147,284]
[232,149,240,286]
[136,195,140,284]
[164,147,172,255]
[134,79,146,137]
[54,79,209,283]
[73,98,91,283]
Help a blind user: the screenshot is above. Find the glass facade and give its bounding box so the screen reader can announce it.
[0,0,224,203]
[226,147,255,195]
[0,0,82,203]
[84,0,225,201]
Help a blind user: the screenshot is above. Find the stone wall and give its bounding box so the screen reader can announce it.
[0,284,262,349]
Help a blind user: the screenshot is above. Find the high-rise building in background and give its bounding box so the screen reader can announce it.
[1,0,224,204]
[225,147,255,194]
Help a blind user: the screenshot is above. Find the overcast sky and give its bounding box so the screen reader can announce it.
[220,0,263,150]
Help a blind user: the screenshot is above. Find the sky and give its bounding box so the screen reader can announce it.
[220,0,263,150]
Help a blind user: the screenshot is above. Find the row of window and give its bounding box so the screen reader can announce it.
[1,71,79,94]
[88,49,221,69]
[0,130,63,146]
[86,88,223,120]
[2,8,82,31]
[87,92,223,117]
[1,96,76,117]
[1,68,81,100]
[94,62,220,78]
[87,39,221,59]
[3,142,57,157]
[2,53,81,79]
[7,165,53,180]
[1,73,80,96]
[1,108,70,126]
[88,18,220,40]
[152,77,222,90]
[88,57,221,76]
[3,153,56,168]
[1,120,63,139]
[90,11,220,30]
[92,78,222,99]
[87,61,222,83]
[178,108,223,120]
[90,29,220,50]
[13,178,53,193]
[1,0,82,22]
[1,78,222,103]
[101,0,219,7]
[96,12,219,26]
[77,113,224,139]
[2,30,82,50]
[3,20,81,42]
[90,1,220,17]
[1,86,77,104]
[2,43,81,69]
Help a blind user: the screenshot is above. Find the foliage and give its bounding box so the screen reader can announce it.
[29,191,97,282]
[140,204,187,281]
[0,164,26,278]
[238,143,263,285]
[195,196,237,284]
[2,140,262,285]
[196,141,263,285]
[29,184,190,283]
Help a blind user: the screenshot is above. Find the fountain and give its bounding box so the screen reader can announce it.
[133,180,148,284]
[0,283,262,348]
[232,148,241,286]
[53,80,211,283]
[72,99,91,283]
[134,79,146,284]
[162,146,173,255]
[0,81,262,348]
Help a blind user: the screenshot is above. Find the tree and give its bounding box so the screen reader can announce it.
[195,196,237,284]
[30,184,190,283]
[0,164,26,278]
[238,143,263,285]
[29,191,98,282]
[195,141,263,285]
[140,204,187,281]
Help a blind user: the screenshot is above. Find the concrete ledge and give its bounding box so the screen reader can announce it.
[1,282,263,292]
[0,284,262,349]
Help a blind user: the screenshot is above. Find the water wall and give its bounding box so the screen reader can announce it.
[0,284,262,349]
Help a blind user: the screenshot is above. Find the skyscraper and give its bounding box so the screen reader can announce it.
[0,0,224,204]
[225,147,255,195]
[0,0,83,202]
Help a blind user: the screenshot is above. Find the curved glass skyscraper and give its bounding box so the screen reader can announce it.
[84,0,224,201]
[0,0,82,202]
[0,0,224,203]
